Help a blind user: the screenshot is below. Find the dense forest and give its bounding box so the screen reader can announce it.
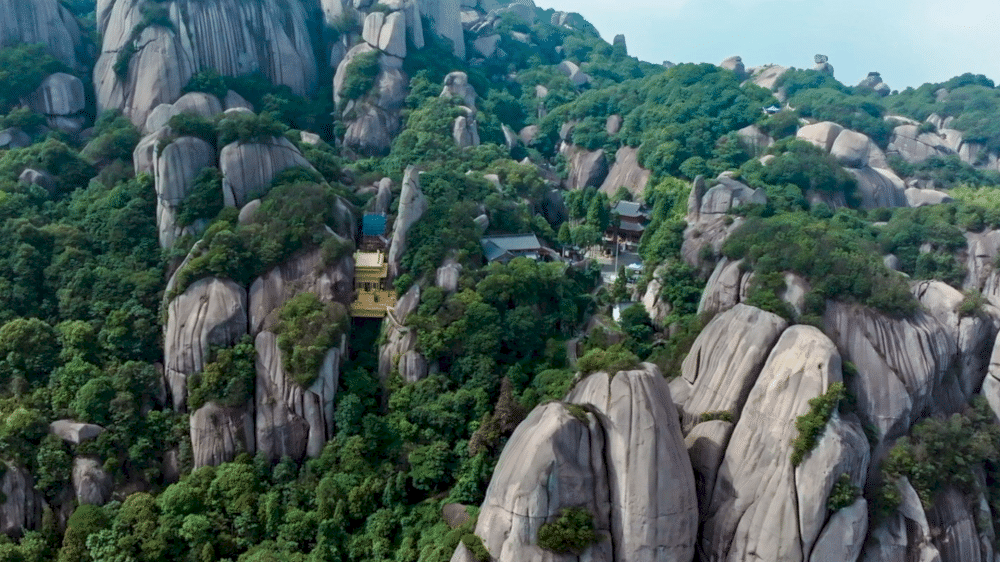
[1,0,1000,561]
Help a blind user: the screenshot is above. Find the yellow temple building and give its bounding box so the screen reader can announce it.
[350,250,396,318]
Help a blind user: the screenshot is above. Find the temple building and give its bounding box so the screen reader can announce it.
[350,213,396,318]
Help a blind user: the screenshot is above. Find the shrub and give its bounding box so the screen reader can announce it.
[460,534,490,562]
[790,382,845,466]
[537,507,600,554]
[217,111,288,145]
[0,44,67,111]
[275,293,350,387]
[700,410,734,423]
[187,336,256,410]
[827,473,860,511]
[959,289,986,318]
[341,51,381,103]
[575,344,640,375]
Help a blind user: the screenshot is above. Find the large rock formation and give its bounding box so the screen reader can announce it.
[702,325,869,562]
[95,0,319,127]
[249,245,355,335]
[190,401,255,468]
[567,367,699,562]
[797,123,907,209]
[599,146,651,197]
[888,124,954,164]
[378,284,423,380]
[220,136,312,208]
[860,477,941,562]
[387,166,428,279]
[469,402,613,562]
[155,136,217,249]
[697,257,753,316]
[672,304,788,430]
[0,464,43,536]
[821,280,998,457]
[0,0,82,68]
[164,277,248,410]
[417,0,464,59]
[255,331,342,461]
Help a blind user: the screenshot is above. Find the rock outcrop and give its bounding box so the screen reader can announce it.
[49,420,104,445]
[155,136,217,249]
[417,0,464,59]
[697,257,753,316]
[95,0,319,127]
[470,402,613,562]
[164,277,248,410]
[72,457,113,506]
[0,0,82,68]
[255,331,342,461]
[567,367,699,562]
[190,401,255,468]
[860,477,941,562]
[672,304,788,430]
[682,175,765,270]
[0,464,43,536]
[378,284,422,380]
[720,56,747,80]
[599,146,650,197]
[814,54,834,76]
[561,145,607,190]
[27,72,86,133]
[220,136,312,208]
[387,166,428,279]
[336,45,409,155]
[702,325,869,562]
[249,245,355,335]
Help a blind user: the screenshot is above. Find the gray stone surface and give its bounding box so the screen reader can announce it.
[387,166,428,279]
[49,420,105,445]
[599,146,650,197]
[164,277,248,411]
[95,0,318,127]
[220,136,312,208]
[72,457,113,506]
[155,136,216,249]
[0,0,81,68]
[0,464,43,536]
[562,145,608,190]
[190,401,254,468]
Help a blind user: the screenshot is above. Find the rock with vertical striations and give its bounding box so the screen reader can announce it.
[164,277,248,411]
[809,499,867,562]
[255,331,342,461]
[0,464,43,536]
[701,325,866,562]
[684,420,732,520]
[378,284,421,380]
[697,257,754,317]
[27,73,86,133]
[379,11,407,58]
[673,304,787,429]
[0,0,82,68]
[387,166,428,279]
[926,487,985,562]
[417,0,465,59]
[567,365,698,562]
[155,136,217,249]
[467,402,613,562]
[860,477,941,562]
[220,136,312,208]
[248,244,355,336]
[190,401,255,468]
[95,0,319,128]
[561,145,608,190]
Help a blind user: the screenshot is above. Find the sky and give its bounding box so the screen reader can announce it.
[536,0,1000,90]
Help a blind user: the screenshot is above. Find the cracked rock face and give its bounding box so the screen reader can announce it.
[701,325,867,562]
[0,0,82,68]
[461,364,697,562]
[95,0,319,127]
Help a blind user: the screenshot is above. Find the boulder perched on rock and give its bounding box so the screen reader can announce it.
[49,420,105,445]
[95,0,319,127]
[720,56,747,80]
[682,175,764,269]
[797,122,844,152]
[813,54,834,76]
[27,72,86,133]
[164,277,248,410]
[336,45,409,155]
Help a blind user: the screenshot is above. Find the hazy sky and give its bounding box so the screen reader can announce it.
[537,0,1000,90]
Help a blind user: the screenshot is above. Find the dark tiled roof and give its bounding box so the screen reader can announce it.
[612,200,644,218]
